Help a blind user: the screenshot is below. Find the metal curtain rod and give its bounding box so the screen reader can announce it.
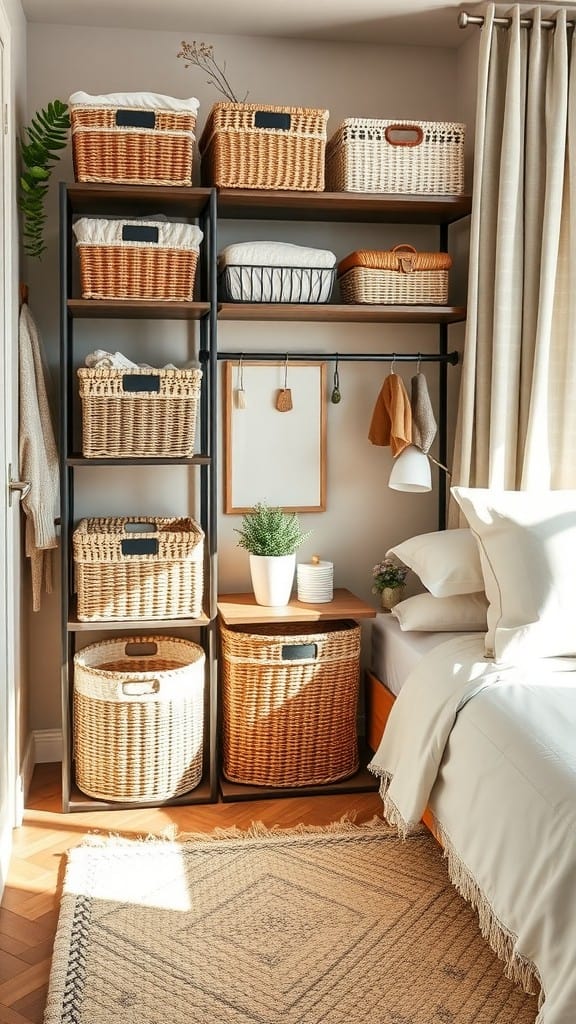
[213,350,459,365]
[459,10,575,31]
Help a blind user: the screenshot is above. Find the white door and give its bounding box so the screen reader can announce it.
[0,2,16,894]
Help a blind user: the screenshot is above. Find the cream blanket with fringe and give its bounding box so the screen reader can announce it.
[369,634,576,1024]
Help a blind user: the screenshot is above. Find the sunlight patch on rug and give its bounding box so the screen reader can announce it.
[45,820,538,1024]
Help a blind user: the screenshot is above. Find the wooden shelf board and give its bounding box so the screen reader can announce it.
[66,183,212,218]
[219,748,379,802]
[65,775,216,812]
[67,454,211,467]
[67,609,211,631]
[67,299,210,320]
[217,588,376,626]
[216,188,472,224]
[218,302,466,323]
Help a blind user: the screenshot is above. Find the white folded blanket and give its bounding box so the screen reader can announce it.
[69,91,200,115]
[73,217,203,251]
[218,240,337,270]
[85,350,176,370]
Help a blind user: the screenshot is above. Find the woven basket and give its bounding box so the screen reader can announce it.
[338,245,451,304]
[78,367,203,458]
[199,102,329,191]
[221,620,360,787]
[73,516,204,621]
[69,91,199,185]
[72,217,203,301]
[326,118,465,195]
[73,635,205,802]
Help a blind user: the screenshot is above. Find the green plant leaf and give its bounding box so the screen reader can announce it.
[18,98,69,259]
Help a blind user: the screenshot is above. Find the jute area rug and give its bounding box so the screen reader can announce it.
[45,819,538,1024]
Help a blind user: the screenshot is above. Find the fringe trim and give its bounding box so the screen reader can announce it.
[75,814,398,852]
[431,813,543,1000]
[369,763,426,838]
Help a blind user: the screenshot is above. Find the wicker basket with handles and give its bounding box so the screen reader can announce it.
[73,635,205,802]
[338,245,452,305]
[220,619,360,787]
[69,91,199,186]
[199,102,329,191]
[78,366,203,459]
[73,516,204,621]
[72,217,203,301]
[326,118,465,195]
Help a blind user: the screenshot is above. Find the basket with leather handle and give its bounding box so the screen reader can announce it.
[325,117,465,194]
[337,245,452,305]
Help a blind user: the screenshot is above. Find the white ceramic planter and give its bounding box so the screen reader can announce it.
[249,553,296,607]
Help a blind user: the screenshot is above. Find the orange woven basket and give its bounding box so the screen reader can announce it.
[220,620,360,787]
[199,102,329,191]
[338,245,451,305]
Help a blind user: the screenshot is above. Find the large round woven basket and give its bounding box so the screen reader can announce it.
[220,619,360,787]
[73,635,205,802]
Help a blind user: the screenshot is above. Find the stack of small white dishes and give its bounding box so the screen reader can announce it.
[297,555,334,603]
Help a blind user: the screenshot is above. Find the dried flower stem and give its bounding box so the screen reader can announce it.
[177,40,247,103]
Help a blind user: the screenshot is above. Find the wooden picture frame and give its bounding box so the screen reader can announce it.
[223,360,327,513]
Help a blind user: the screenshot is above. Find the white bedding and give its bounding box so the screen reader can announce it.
[370,612,464,695]
[369,634,576,1024]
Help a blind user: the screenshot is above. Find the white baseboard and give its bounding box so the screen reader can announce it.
[14,733,36,823]
[34,728,63,764]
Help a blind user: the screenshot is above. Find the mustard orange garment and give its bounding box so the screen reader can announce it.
[368,373,413,457]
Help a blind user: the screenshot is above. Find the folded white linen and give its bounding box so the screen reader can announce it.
[73,217,203,251]
[69,91,200,115]
[85,351,177,370]
[218,240,337,269]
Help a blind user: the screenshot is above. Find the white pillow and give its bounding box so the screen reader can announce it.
[391,592,488,632]
[386,528,485,598]
[451,487,576,662]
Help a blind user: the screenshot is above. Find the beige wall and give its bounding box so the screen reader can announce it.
[25,21,476,732]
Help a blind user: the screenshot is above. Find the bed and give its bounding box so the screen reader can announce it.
[367,488,576,1024]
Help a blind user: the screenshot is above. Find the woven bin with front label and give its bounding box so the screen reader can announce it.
[325,118,465,195]
[220,619,361,787]
[338,245,452,305]
[199,102,329,191]
[72,217,203,301]
[73,516,204,622]
[73,635,205,802]
[77,366,203,459]
[69,90,199,186]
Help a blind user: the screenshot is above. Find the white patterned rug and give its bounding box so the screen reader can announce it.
[45,820,538,1024]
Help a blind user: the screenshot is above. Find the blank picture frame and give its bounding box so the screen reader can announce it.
[223,360,327,513]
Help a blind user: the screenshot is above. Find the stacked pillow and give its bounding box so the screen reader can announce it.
[385,527,488,632]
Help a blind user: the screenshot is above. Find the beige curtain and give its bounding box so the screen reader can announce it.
[450,3,576,519]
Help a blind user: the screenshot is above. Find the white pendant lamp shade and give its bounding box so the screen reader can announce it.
[388,445,432,492]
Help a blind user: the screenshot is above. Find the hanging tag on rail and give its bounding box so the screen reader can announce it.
[275,355,293,412]
[234,355,247,409]
[331,355,341,404]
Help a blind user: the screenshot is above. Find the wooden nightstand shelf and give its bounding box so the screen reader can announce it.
[217,589,378,801]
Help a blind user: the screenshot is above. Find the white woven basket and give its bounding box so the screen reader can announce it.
[326,118,465,195]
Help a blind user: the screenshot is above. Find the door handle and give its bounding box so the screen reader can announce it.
[8,463,31,506]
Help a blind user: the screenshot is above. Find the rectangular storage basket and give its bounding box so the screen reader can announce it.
[73,635,205,802]
[69,91,199,186]
[326,118,465,195]
[199,102,329,191]
[220,619,360,787]
[219,265,336,303]
[72,217,203,301]
[78,367,203,458]
[73,516,204,621]
[338,245,451,305]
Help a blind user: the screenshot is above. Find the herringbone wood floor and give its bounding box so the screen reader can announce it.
[0,763,383,1024]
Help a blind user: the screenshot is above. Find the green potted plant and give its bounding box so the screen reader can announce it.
[235,502,311,606]
[19,99,70,259]
[371,558,409,612]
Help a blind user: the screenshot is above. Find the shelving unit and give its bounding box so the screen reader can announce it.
[58,184,471,811]
[59,182,218,812]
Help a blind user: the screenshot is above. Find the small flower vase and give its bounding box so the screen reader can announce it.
[380,586,405,613]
